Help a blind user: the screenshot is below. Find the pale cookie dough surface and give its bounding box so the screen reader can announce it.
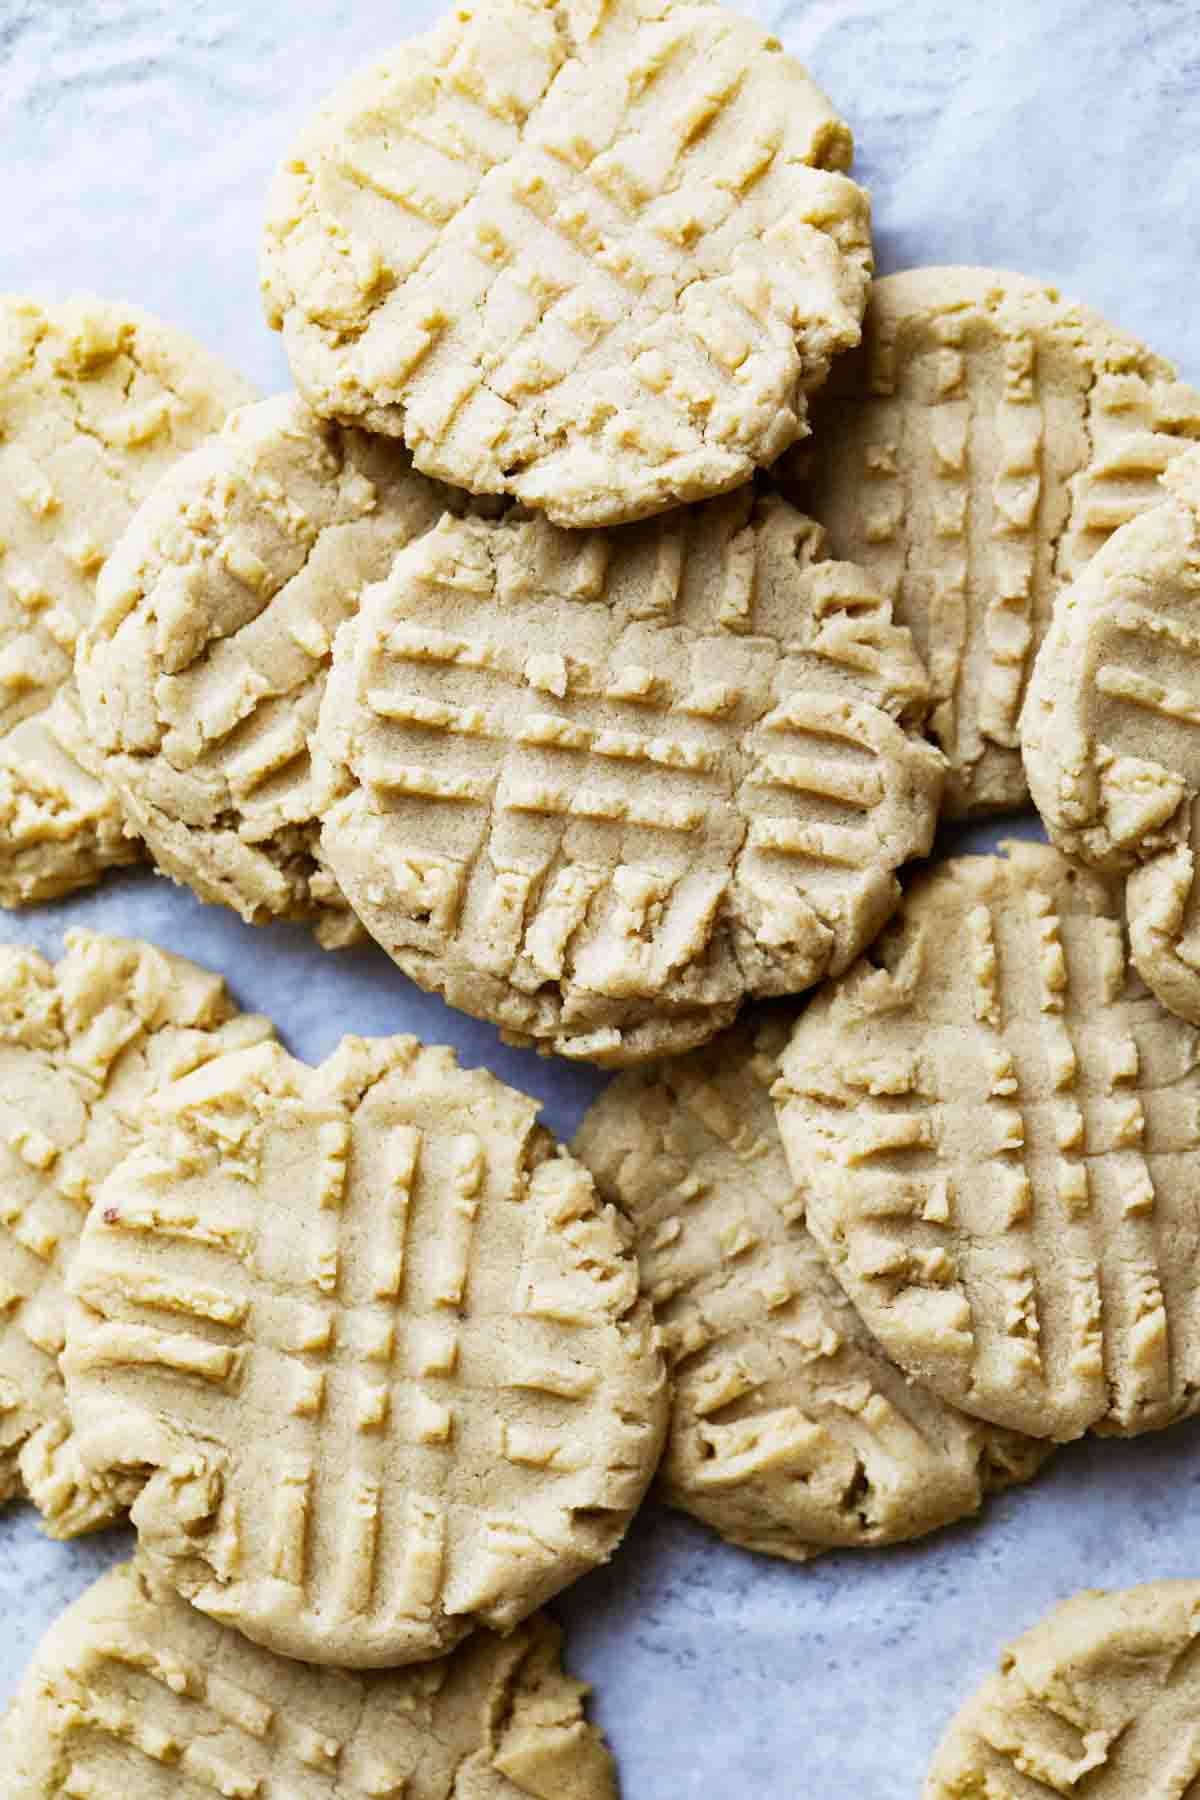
[76,394,465,948]
[62,1035,667,1667]
[573,1018,1050,1561]
[0,930,272,1538]
[261,0,872,527]
[0,295,254,904]
[775,841,1200,1443]
[782,267,1200,817]
[0,691,136,910]
[1023,447,1200,1026]
[1,1557,617,1800]
[924,1581,1200,1799]
[316,493,944,1068]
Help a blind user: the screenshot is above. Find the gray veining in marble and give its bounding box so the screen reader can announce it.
[1,2,1199,1793]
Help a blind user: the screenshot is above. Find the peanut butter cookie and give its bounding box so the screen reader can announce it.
[63,1035,666,1665]
[262,0,871,526]
[316,494,943,1065]
[785,267,1200,815]
[776,843,1200,1442]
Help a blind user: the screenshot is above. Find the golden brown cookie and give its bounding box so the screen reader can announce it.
[924,1582,1200,1799]
[75,393,471,948]
[62,1034,666,1666]
[261,0,872,526]
[2,1558,617,1799]
[0,931,272,1537]
[0,295,253,905]
[775,842,1200,1443]
[784,267,1200,816]
[574,1018,1050,1560]
[1023,446,1200,1026]
[315,493,944,1066]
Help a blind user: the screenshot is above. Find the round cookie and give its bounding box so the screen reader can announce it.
[0,295,254,905]
[775,841,1200,1443]
[62,1034,667,1667]
[782,266,1200,816]
[924,1582,1200,1798]
[315,492,944,1067]
[573,1018,1050,1561]
[0,930,272,1538]
[1023,447,1200,1025]
[76,393,468,948]
[1,1558,617,1799]
[261,0,872,527]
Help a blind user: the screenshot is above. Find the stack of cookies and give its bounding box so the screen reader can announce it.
[5,0,1200,1790]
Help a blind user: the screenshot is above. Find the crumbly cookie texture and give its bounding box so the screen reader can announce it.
[924,1582,1200,1799]
[0,691,136,909]
[775,841,1200,1443]
[1,1558,617,1799]
[1023,446,1200,1025]
[315,492,943,1068]
[782,266,1200,816]
[76,394,470,949]
[573,1018,1050,1561]
[0,931,272,1538]
[261,0,872,527]
[62,1034,666,1667]
[0,295,254,904]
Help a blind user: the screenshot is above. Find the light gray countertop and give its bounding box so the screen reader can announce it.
[2,2,1200,1793]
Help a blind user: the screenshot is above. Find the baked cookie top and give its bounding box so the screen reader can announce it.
[1023,446,1200,1025]
[77,394,463,948]
[775,841,1200,1443]
[924,1581,1200,1799]
[2,1558,617,1799]
[574,1018,1050,1561]
[0,930,272,1537]
[0,295,253,905]
[784,266,1200,816]
[62,1034,666,1666]
[261,0,871,527]
[316,491,943,1067]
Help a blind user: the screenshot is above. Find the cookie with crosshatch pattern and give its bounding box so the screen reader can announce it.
[75,394,472,950]
[61,1034,666,1667]
[315,492,944,1067]
[923,1581,1200,1799]
[261,0,872,527]
[775,841,1200,1443]
[573,1018,1050,1561]
[0,295,254,906]
[1,1558,617,1799]
[1023,447,1200,1030]
[0,930,273,1538]
[782,267,1200,816]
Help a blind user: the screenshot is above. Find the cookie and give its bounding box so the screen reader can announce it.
[0,691,134,909]
[315,492,944,1067]
[573,1018,1050,1561]
[775,841,1200,1443]
[261,0,872,527]
[781,267,1200,816]
[0,295,254,904]
[924,1582,1200,1799]
[1023,446,1200,1026]
[76,394,469,949]
[0,930,272,1537]
[62,1034,667,1666]
[2,1558,617,1799]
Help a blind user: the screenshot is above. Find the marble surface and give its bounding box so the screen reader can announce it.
[2,1,1200,1792]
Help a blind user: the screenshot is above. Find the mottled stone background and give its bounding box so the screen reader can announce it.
[1,2,1198,1793]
